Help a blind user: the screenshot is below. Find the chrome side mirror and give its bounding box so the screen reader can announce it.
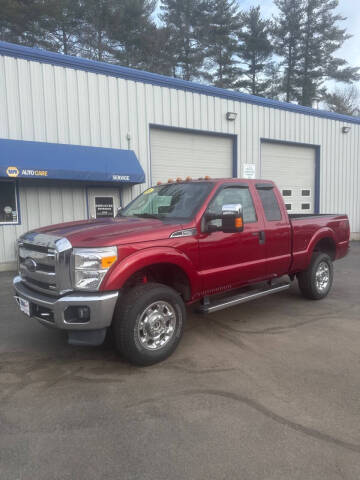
[221,204,244,233]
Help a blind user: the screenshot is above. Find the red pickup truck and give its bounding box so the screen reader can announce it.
[13,178,350,365]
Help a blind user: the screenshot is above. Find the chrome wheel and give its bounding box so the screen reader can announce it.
[315,261,330,292]
[137,301,177,351]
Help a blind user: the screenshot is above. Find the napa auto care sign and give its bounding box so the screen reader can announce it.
[6,166,48,177]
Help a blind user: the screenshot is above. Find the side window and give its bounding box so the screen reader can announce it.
[207,187,257,224]
[257,187,282,221]
[0,181,19,224]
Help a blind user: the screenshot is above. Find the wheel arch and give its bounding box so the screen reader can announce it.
[312,237,336,260]
[101,247,199,301]
[122,262,192,302]
[308,230,336,261]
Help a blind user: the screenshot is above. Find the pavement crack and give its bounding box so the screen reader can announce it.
[209,315,332,335]
[126,389,360,455]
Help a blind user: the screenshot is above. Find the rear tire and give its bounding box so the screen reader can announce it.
[298,252,333,300]
[113,282,186,366]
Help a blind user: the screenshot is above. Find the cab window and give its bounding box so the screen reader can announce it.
[256,187,282,221]
[207,187,257,227]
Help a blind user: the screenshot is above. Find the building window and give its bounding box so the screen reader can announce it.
[301,203,311,210]
[301,189,310,196]
[0,181,19,224]
[257,188,282,221]
[282,190,292,196]
[285,204,292,210]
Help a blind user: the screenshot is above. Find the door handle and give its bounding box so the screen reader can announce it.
[252,231,266,244]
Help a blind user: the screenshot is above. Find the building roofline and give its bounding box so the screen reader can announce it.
[1,40,360,125]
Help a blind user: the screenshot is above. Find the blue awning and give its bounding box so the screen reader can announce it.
[0,138,145,183]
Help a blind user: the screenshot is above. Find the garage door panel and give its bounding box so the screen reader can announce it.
[261,142,315,214]
[150,128,233,184]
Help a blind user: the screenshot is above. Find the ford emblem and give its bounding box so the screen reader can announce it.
[24,257,37,272]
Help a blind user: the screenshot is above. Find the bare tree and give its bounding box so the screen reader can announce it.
[323,85,360,116]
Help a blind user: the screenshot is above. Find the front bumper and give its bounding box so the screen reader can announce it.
[13,276,119,331]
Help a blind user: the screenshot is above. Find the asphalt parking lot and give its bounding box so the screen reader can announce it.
[1,243,360,480]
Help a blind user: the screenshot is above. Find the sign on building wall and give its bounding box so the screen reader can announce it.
[243,164,256,179]
[95,197,114,218]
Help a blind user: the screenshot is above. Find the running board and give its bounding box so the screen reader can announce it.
[199,281,291,314]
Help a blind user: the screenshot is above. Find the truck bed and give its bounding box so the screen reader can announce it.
[289,213,346,220]
[289,213,350,272]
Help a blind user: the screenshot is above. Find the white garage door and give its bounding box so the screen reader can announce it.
[150,128,233,184]
[261,142,316,214]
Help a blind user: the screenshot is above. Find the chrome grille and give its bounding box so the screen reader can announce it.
[17,232,72,296]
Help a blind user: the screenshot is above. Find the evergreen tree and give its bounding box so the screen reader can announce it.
[236,6,273,96]
[136,25,176,75]
[264,61,282,100]
[160,0,205,81]
[201,0,241,89]
[78,0,118,61]
[108,0,157,68]
[299,0,359,106]
[272,0,303,102]
[0,0,43,46]
[37,0,83,55]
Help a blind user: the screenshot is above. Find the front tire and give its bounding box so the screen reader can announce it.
[113,282,186,366]
[298,252,333,300]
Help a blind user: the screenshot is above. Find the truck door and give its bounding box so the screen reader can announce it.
[255,183,292,277]
[198,184,267,292]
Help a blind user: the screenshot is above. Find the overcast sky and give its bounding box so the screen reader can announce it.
[242,0,360,81]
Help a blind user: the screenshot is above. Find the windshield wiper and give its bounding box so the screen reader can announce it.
[133,213,163,219]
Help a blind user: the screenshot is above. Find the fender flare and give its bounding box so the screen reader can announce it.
[101,246,200,296]
[306,227,336,263]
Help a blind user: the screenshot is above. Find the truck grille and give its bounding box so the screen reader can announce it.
[17,233,72,296]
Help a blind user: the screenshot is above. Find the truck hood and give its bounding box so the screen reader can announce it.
[34,217,183,247]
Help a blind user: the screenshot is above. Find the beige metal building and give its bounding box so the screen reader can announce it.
[0,40,359,270]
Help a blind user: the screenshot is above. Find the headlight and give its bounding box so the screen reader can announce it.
[72,247,117,291]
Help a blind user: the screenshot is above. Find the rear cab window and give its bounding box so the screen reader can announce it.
[256,184,282,221]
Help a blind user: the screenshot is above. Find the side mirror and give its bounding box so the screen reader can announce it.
[221,204,244,233]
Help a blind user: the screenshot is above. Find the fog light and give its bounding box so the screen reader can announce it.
[77,306,90,320]
[64,306,90,323]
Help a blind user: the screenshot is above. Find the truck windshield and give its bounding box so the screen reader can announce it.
[119,182,213,220]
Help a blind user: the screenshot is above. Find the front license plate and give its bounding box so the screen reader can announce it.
[18,297,30,316]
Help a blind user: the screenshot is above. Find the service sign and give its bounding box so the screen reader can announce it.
[95,197,114,218]
[243,164,256,179]
[112,174,130,181]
